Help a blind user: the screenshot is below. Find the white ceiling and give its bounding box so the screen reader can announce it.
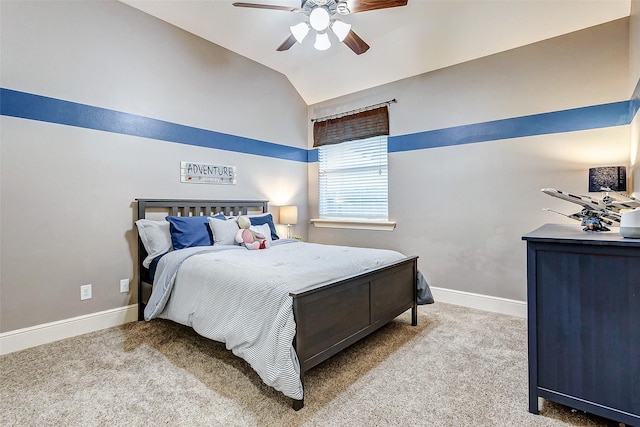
[120,0,631,105]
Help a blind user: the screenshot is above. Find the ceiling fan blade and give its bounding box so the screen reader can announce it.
[277,34,298,51]
[232,2,303,12]
[344,0,408,14]
[342,30,370,55]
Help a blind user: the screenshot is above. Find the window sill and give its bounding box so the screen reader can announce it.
[310,218,397,231]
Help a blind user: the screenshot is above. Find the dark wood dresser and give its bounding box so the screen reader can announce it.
[522,224,640,426]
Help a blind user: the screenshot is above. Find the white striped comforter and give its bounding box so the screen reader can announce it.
[145,240,409,400]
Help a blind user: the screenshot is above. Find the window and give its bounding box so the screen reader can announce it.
[318,135,388,220]
[312,104,393,228]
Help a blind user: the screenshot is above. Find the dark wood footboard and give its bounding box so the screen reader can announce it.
[290,256,418,410]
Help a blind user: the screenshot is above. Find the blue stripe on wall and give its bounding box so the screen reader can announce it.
[1,88,636,162]
[307,149,318,163]
[0,88,308,163]
[389,101,631,153]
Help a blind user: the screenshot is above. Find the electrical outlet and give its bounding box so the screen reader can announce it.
[120,278,130,293]
[80,284,92,300]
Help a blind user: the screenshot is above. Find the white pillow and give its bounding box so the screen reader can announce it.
[135,219,172,268]
[249,223,272,242]
[208,217,240,246]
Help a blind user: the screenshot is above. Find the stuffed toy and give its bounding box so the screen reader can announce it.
[235,216,269,250]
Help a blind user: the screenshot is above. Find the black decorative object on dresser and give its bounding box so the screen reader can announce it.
[522,224,640,426]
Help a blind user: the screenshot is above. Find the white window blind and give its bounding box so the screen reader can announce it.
[318,135,388,219]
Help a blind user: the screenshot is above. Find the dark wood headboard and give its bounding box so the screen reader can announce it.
[135,199,269,320]
[136,199,269,220]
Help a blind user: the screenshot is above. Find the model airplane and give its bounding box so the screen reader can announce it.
[541,187,640,231]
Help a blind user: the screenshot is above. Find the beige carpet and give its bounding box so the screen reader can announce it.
[0,303,620,426]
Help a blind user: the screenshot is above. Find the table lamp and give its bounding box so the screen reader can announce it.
[279,205,298,238]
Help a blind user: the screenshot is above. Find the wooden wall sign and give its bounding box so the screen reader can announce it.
[180,161,237,184]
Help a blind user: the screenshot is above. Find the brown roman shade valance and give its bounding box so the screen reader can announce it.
[313,105,389,148]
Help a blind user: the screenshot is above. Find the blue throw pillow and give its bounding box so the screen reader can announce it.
[166,214,225,249]
[249,213,279,241]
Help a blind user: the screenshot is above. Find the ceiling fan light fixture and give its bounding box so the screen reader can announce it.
[309,7,330,31]
[314,31,331,51]
[234,0,408,55]
[336,1,350,15]
[290,22,310,43]
[331,19,351,42]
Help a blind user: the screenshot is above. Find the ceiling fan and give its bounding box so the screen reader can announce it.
[232,0,408,55]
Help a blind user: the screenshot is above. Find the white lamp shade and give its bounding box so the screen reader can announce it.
[331,19,351,42]
[309,7,330,31]
[280,205,298,225]
[314,32,331,51]
[290,22,310,43]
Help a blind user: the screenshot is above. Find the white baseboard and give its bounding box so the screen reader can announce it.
[0,290,525,355]
[0,304,138,355]
[430,286,527,318]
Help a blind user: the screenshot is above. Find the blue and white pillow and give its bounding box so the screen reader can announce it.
[248,213,279,241]
[166,214,225,249]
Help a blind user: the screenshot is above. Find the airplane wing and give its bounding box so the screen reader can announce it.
[543,208,584,222]
[541,188,606,210]
[606,200,640,212]
[596,209,621,225]
[603,192,640,212]
[606,192,638,201]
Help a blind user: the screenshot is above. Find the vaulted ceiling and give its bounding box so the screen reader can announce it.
[120,0,631,105]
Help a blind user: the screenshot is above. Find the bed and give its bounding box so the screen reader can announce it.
[135,199,432,410]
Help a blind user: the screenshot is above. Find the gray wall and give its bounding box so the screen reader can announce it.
[1,0,637,333]
[0,0,308,332]
[308,18,633,302]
